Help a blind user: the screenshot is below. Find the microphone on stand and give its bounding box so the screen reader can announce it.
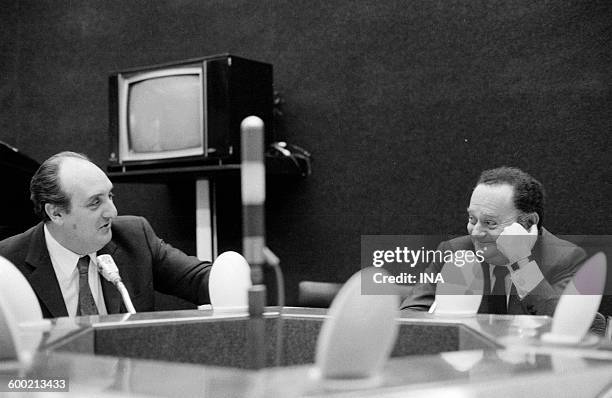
[241,115,267,369]
[96,254,137,314]
[241,116,287,368]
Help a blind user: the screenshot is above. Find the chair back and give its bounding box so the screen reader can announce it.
[298,281,343,308]
[0,294,20,362]
[0,256,43,325]
[542,252,607,344]
[314,268,399,386]
[209,251,252,312]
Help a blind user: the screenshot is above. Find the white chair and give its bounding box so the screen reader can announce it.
[0,256,43,325]
[207,251,252,313]
[541,252,607,345]
[313,267,399,388]
[0,294,21,364]
[0,256,48,366]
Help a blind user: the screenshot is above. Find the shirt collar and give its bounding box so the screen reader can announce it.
[43,223,97,278]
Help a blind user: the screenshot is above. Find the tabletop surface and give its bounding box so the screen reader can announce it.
[2,308,612,397]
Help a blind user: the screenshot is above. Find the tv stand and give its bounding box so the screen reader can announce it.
[107,157,307,260]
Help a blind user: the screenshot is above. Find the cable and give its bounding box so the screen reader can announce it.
[117,283,136,314]
[97,255,137,314]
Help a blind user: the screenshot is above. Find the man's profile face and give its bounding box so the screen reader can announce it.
[53,158,117,255]
[467,183,519,265]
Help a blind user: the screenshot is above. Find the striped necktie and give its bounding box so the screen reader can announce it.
[76,256,99,316]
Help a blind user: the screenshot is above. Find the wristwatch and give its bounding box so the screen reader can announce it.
[510,254,536,271]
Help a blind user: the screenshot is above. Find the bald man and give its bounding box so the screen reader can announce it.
[0,151,212,318]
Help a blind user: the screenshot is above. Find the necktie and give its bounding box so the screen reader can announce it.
[488,266,509,314]
[77,256,99,316]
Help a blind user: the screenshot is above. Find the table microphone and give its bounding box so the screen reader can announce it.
[96,254,137,314]
[241,115,266,369]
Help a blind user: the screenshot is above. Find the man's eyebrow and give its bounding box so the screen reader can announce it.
[467,208,498,219]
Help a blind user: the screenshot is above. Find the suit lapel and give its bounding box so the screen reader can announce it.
[24,223,68,318]
[98,240,122,314]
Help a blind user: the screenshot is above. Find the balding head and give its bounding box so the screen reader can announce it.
[30,151,92,221]
[58,157,110,202]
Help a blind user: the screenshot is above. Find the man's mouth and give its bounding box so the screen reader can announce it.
[99,222,111,230]
[472,239,497,256]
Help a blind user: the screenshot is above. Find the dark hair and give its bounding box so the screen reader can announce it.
[477,166,545,230]
[30,151,91,221]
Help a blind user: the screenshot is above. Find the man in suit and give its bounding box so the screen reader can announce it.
[0,151,211,318]
[401,167,587,317]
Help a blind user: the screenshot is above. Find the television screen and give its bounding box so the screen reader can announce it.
[109,54,273,170]
[128,75,203,154]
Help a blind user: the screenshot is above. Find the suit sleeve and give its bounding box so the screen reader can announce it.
[399,240,450,312]
[140,218,212,305]
[518,245,586,316]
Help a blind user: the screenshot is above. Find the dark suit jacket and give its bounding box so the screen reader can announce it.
[0,215,211,318]
[400,228,587,316]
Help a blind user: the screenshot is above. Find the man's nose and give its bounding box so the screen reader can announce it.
[471,222,487,238]
[103,200,118,219]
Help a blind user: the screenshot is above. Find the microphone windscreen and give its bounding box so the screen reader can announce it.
[96,254,122,284]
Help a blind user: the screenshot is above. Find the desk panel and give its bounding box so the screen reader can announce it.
[51,314,499,368]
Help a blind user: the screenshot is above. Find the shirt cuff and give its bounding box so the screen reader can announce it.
[509,260,544,298]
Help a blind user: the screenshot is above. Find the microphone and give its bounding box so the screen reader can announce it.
[96,254,136,314]
[241,115,266,285]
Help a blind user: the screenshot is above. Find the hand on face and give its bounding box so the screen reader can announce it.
[468,221,511,265]
[495,222,538,264]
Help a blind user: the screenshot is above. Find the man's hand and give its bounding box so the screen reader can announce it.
[496,222,538,264]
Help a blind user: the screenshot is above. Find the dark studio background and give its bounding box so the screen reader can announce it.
[1,0,611,307]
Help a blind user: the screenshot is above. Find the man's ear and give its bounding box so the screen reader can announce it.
[519,212,539,230]
[44,203,64,224]
[529,212,540,229]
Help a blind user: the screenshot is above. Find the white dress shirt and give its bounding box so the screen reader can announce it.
[44,224,108,316]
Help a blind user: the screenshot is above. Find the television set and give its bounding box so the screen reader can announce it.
[108,54,273,171]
